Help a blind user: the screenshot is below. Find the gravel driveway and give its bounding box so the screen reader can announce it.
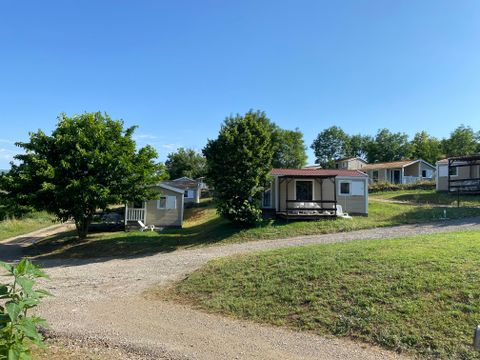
[5,217,480,360]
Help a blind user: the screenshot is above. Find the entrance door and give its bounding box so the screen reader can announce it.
[393,170,401,184]
[296,181,313,201]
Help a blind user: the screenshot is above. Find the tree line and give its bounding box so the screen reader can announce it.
[311,125,480,168]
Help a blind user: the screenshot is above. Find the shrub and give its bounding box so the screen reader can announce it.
[368,180,436,193]
[0,258,51,360]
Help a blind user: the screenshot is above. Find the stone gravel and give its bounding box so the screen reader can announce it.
[7,217,480,359]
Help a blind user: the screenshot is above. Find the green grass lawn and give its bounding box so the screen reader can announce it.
[25,199,480,259]
[370,189,480,207]
[173,230,480,359]
[0,211,55,242]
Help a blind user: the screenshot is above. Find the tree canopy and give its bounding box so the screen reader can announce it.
[410,131,442,165]
[165,147,206,179]
[0,112,161,238]
[203,110,274,225]
[442,125,480,157]
[365,129,412,163]
[311,126,350,167]
[271,127,308,169]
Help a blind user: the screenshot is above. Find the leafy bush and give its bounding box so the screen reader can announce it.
[369,180,435,193]
[0,259,51,360]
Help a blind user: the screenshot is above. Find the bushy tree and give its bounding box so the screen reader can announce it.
[271,128,307,169]
[345,134,370,159]
[442,125,480,157]
[1,112,160,238]
[203,110,274,225]
[311,126,350,167]
[165,147,206,179]
[410,131,442,164]
[366,129,411,163]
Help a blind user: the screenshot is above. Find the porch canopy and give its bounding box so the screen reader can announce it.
[448,154,480,193]
[271,168,344,218]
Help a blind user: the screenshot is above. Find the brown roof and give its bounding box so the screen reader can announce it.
[334,157,367,163]
[163,180,199,190]
[436,158,448,164]
[270,168,367,177]
[362,160,415,170]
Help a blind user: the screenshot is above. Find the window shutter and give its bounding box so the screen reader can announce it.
[166,196,177,209]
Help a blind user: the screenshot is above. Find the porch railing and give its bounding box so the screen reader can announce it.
[126,208,145,221]
[286,200,337,215]
[449,178,480,193]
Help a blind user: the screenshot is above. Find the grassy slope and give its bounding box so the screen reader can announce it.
[370,189,480,207]
[174,230,480,359]
[0,212,55,242]
[26,200,480,259]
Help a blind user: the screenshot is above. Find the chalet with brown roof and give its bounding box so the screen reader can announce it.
[262,168,369,219]
[362,159,435,184]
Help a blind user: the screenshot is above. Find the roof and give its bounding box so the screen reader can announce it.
[436,159,448,164]
[437,154,480,164]
[157,182,184,194]
[362,159,435,170]
[334,157,367,163]
[270,168,367,177]
[302,164,322,169]
[163,179,199,190]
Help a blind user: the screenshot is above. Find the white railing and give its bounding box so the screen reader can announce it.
[403,176,420,184]
[126,208,145,221]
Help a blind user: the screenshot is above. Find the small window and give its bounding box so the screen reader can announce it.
[263,188,271,207]
[335,163,339,169]
[449,167,458,176]
[157,196,167,209]
[422,170,427,177]
[372,170,379,182]
[340,182,350,195]
[184,190,189,198]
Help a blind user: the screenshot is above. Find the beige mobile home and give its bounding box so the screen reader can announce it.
[262,168,369,218]
[125,182,184,230]
[333,157,368,170]
[163,177,202,204]
[363,159,435,184]
[436,155,480,193]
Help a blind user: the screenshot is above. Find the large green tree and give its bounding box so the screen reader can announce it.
[311,126,350,167]
[165,147,206,179]
[271,128,308,169]
[1,112,160,238]
[203,110,274,225]
[366,129,412,163]
[410,131,442,164]
[442,125,480,157]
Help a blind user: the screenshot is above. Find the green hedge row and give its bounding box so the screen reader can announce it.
[368,180,436,193]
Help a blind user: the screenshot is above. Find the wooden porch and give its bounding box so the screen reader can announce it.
[276,175,338,220]
[448,155,480,194]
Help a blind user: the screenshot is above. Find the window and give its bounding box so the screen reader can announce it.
[184,190,188,198]
[262,188,271,207]
[296,181,313,201]
[372,170,379,182]
[449,167,458,176]
[422,170,427,177]
[157,196,167,209]
[340,182,350,195]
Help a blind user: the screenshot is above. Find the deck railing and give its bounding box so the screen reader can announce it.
[286,200,337,215]
[449,178,480,193]
[126,208,145,221]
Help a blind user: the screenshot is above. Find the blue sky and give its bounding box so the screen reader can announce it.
[0,0,479,168]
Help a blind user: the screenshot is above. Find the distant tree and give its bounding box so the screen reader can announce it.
[442,125,480,157]
[0,112,160,238]
[203,110,274,225]
[344,134,370,159]
[311,126,349,167]
[410,131,442,164]
[165,147,206,179]
[271,128,308,169]
[366,129,411,163]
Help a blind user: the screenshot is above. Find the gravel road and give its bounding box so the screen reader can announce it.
[5,217,480,359]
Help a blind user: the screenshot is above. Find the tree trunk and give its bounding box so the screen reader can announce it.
[75,216,92,239]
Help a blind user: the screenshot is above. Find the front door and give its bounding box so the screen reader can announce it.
[296,181,313,201]
[393,170,401,184]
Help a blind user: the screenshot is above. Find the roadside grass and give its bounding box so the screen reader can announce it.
[370,189,480,207]
[172,230,480,359]
[25,199,480,259]
[0,211,55,242]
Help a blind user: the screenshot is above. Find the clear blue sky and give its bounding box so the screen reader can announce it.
[1,0,479,168]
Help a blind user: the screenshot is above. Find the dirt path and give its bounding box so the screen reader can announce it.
[369,197,480,208]
[11,217,480,359]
